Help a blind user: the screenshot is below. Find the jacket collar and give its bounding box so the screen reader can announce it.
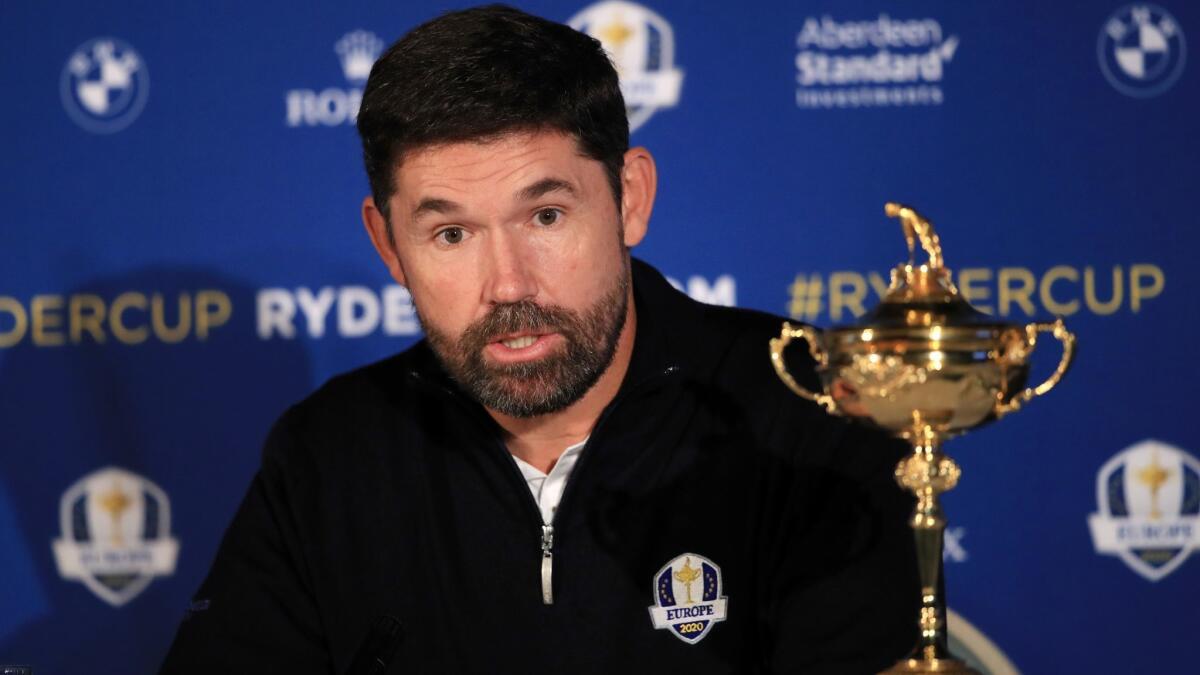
[621,257,705,389]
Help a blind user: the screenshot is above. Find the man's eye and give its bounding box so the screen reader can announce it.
[535,209,561,226]
[436,227,465,245]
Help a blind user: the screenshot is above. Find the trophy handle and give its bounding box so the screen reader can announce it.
[769,322,838,413]
[994,318,1077,418]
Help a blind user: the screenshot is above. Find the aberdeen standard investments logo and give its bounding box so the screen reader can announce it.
[60,38,149,133]
[52,467,179,606]
[569,1,683,132]
[286,30,385,127]
[1088,440,1200,581]
[1098,5,1187,97]
[796,14,958,109]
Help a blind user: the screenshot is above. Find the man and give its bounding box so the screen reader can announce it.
[162,5,918,673]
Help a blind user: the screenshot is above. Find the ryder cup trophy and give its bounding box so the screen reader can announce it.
[769,203,1076,674]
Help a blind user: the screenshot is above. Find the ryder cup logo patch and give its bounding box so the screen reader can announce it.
[1098,5,1187,98]
[1088,440,1200,581]
[648,553,727,644]
[60,37,150,133]
[52,467,179,606]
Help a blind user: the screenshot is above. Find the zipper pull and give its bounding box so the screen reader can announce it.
[540,524,554,605]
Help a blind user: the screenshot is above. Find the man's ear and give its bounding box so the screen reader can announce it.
[362,195,407,287]
[619,147,656,248]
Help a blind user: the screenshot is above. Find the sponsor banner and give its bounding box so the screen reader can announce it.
[1098,4,1187,98]
[285,30,384,127]
[795,14,958,108]
[5,1,1199,672]
[61,37,149,133]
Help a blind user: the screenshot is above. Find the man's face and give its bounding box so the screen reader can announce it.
[377,131,643,417]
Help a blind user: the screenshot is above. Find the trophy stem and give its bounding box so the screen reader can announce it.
[882,430,979,675]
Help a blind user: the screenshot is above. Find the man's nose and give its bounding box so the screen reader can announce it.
[484,230,538,304]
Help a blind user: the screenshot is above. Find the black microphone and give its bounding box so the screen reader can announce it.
[345,615,404,675]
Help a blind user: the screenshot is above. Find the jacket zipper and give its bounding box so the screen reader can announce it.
[540,524,554,604]
[535,365,681,605]
[412,364,681,607]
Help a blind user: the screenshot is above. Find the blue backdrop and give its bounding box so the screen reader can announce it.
[1,1,1197,673]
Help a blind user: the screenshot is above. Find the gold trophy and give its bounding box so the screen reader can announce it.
[769,203,1076,674]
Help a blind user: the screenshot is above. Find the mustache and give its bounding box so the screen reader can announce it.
[460,301,576,348]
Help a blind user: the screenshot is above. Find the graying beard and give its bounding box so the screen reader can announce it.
[419,268,629,418]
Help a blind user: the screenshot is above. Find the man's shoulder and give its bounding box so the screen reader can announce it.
[632,257,808,374]
[305,345,421,412]
[698,300,795,344]
[691,300,822,391]
[265,342,434,461]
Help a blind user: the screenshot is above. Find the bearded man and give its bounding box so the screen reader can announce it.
[162,5,919,673]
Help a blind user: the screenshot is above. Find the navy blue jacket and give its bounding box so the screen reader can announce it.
[161,259,919,674]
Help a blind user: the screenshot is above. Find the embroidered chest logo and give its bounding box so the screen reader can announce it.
[648,553,727,643]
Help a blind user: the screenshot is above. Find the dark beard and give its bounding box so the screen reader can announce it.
[420,269,629,418]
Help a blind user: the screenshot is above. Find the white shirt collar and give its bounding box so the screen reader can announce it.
[512,438,588,525]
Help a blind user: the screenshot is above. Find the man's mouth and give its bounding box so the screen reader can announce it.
[500,335,537,349]
[485,330,560,362]
[491,329,551,347]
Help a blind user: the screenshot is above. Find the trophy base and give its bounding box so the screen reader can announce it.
[881,657,980,674]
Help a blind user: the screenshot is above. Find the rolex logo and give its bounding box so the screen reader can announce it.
[286,29,384,127]
[335,30,384,82]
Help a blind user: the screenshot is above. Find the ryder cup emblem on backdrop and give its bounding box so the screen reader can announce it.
[1098,5,1187,97]
[60,38,149,133]
[52,467,179,606]
[568,1,684,132]
[1088,440,1200,581]
[648,553,728,644]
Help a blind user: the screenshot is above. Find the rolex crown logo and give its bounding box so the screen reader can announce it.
[335,30,384,83]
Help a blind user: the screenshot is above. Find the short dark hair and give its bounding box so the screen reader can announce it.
[357,4,629,235]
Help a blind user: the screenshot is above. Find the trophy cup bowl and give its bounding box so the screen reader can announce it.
[770,203,1076,674]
